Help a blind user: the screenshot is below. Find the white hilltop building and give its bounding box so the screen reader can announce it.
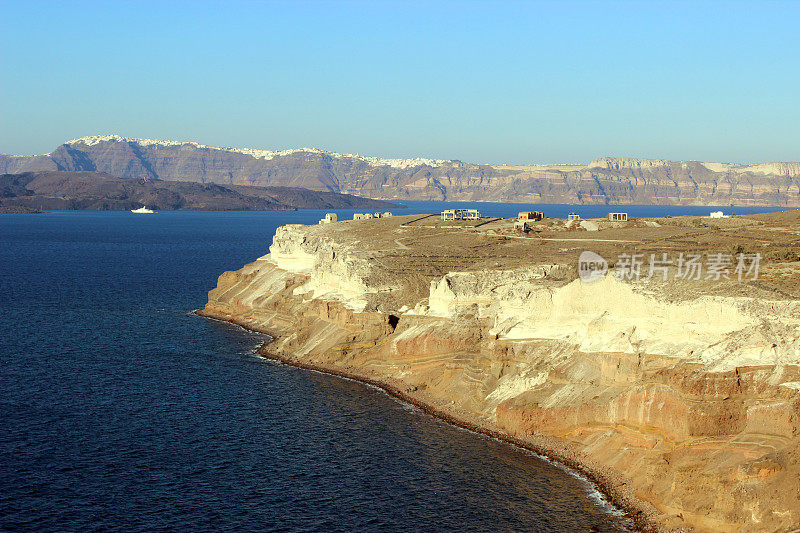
[441,209,481,220]
[65,135,452,170]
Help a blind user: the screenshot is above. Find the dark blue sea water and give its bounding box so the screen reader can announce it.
[0,202,784,532]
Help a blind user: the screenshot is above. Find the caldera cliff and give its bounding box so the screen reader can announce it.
[199,212,800,532]
[4,135,800,206]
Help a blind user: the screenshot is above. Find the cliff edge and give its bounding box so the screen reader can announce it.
[199,212,800,532]
[4,136,800,206]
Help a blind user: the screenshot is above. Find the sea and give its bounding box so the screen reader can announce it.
[0,201,784,532]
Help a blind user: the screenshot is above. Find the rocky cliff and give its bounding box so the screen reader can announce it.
[3,135,799,206]
[199,213,800,532]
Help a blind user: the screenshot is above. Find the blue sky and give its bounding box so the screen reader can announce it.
[1,0,798,163]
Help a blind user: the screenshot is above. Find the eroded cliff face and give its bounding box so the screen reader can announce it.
[199,220,800,532]
[3,136,800,206]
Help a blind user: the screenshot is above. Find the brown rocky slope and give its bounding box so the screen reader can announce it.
[0,171,397,211]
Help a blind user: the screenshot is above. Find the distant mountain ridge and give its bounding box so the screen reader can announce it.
[60,135,451,169]
[2,135,799,206]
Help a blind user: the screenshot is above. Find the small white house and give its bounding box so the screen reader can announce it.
[709,211,729,219]
[382,212,393,217]
[319,213,337,224]
[514,220,531,232]
[353,213,374,221]
[607,212,628,221]
[518,211,544,221]
[568,213,580,221]
[441,208,481,221]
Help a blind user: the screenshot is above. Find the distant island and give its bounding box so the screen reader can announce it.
[0,205,44,214]
[2,135,799,206]
[0,171,399,212]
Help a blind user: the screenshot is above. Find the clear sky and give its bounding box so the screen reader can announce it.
[1,0,798,164]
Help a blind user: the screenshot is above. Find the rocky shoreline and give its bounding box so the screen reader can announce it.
[0,205,44,214]
[199,308,653,531]
[198,212,800,532]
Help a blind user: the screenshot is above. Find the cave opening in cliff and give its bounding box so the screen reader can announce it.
[388,314,400,331]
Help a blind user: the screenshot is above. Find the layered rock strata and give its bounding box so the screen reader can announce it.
[199,214,800,532]
[3,136,800,206]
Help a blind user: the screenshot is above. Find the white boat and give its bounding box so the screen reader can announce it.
[131,206,154,213]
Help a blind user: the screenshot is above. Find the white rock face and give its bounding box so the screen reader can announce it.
[427,268,555,318]
[264,224,389,312]
[425,270,800,371]
[701,161,800,177]
[587,157,671,170]
[265,223,800,371]
[234,222,800,373]
[701,162,740,173]
[484,370,549,410]
[588,157,800,178]
[739,162,800,177]
[268,225,319,274]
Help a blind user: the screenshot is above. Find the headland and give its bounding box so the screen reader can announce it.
[199,209,800,532]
